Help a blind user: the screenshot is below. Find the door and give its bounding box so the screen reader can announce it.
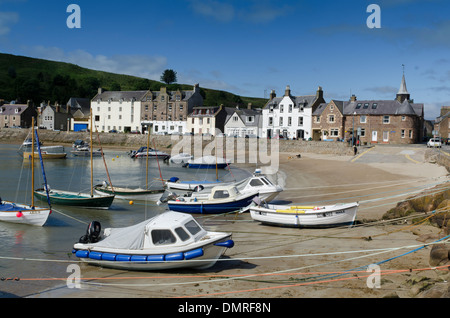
[383,131,389,142]
[372,131,377,143]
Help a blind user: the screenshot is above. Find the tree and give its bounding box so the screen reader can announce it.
[160,69,177,85]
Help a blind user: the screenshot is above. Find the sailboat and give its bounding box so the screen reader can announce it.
[34,110,115,209]
[0,118,52,226]
[94,132,165,201]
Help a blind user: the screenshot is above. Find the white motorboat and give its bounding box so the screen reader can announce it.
[250,201,359,228]
[72,211,234,271]
[129,147,170,160]
[166,169,283,203]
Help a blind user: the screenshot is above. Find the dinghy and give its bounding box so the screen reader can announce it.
[250,200,359,228]
[72,211,234,271]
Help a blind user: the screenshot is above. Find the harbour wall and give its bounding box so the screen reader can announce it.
[0,128,354,156]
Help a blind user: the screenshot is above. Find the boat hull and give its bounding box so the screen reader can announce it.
[187,163,228,169]
[250,202,358,228]
[0,201,51,226]
[73,235,233,271]
[94,185,164,201]
[34,189,115,209]
[168,193,257,214]
[23,152,67,159]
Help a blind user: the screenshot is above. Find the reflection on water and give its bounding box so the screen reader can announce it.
[0,143,250,295]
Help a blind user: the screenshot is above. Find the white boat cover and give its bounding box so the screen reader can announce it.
[89,218,152,250]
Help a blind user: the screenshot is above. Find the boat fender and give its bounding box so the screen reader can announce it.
[184,248,204,260]
[89,251,103,260]
[169,177,179,183]
[165,252,184,261]
[116,255,132,262]
[214,240,234,248]
[147,255,165,262]
[131,255,147,262]
[75,250,90,258]
[102,253,117,261]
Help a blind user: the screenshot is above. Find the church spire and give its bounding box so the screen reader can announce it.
[396,65,410,103]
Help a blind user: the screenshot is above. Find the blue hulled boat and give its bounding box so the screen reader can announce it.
[167,185,257,214]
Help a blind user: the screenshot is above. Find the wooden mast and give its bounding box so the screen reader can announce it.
[90,108,93,197]
[31,117,35,207]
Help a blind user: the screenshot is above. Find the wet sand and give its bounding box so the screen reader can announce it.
[15,146,450,299]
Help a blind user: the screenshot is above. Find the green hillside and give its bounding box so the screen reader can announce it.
[0,53,267,108]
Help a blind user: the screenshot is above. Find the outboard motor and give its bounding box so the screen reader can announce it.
[79,221,102,244]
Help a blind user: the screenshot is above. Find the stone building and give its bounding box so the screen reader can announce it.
[224,104,262,137]
[187,105,228,136]
[434,106,450,140]
[0,101,36,128]
[141,84,203,134]
[312,74,424,144]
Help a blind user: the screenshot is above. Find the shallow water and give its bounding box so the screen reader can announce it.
[0,143,250,296]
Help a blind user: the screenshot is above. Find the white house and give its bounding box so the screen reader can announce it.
[261,86,326,139]
[224,105,262,137]
[91,89,146,133]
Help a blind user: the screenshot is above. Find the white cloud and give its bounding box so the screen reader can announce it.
[24,46,168,80]
[188,0,235,22]
[0,12,19,36]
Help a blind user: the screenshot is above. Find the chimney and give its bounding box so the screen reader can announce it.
[316,86,324,100]
[98,88,104,95]
[350,94,357,102]
[269,90,276,100]
[285,85,291,97]
[247,103,252,110]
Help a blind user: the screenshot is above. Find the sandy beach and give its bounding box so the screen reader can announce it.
[4,144,449,301]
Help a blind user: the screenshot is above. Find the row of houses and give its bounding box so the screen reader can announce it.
[1,73,445,144]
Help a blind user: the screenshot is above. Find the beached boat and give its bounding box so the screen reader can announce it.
[23,146,67,159]
[187,155,230,169]
[249,201,359,228]
[166,185,258,214]
[129,147,170,160]
[72,211,234,271]
[34,110,115,209]
[166,169,283,203]
[0,118,52,226]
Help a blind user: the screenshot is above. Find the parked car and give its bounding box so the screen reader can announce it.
[427,138,442,148]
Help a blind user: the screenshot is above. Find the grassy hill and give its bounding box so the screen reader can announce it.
[0,53,267,108]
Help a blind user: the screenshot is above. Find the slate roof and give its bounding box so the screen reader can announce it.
[224,107,262,127]
[313,99,424,117]
[264,95,316,110]
[95,91,148,102]
[0,104,29,115]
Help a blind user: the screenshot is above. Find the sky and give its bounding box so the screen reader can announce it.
[1,0,450,120]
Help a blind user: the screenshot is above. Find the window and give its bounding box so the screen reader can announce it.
[402,116,406,121]
[360,116,367,124]
[298,117,303,126]
[289,105,293,113]
[330,129,339,137]
[409,130,413,139]
[151,230,176,246]
[279,117,283,126]
[401,129,405,138]
[363,103,369,109]
[268,117,273,125]
[280,105,284,113]
[247,116,254,123]
[329,115,335,123]
[316,116,320,123]
[288,117,292,126]
[175,227,190,241]
[184,220,201,235]
[233,116,239,122]
[249,179,264,187]
[356,103,362,109]
[95,116,100,122]
[383,116,390,124]
[213,190,230,199]
[372,103,378,109]
[330,105,334,111]
[360,128,366,137]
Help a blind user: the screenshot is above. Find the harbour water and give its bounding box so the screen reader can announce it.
[0,143,250,297]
